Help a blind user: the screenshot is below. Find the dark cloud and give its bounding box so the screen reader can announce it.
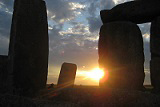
[0,0,152,85]
[100,0,115,10]
[87,16,102,32]
[87,2,102,32]
[45,0,72,22]
[86,0,115,33]
[48,22,99,70]
[47,0,151,85]
[0,0,13,37]
[0,10,12,38]
[88,2,97,16]
[45,0,85,23]
[0,0,14,11]
[0,1,13,55]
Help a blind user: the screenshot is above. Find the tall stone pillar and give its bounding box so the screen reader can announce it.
[57,63,77,88]
[8,0,49,96]
[0,55,8,93]
[99,21,145,90]
[150,16,160,92]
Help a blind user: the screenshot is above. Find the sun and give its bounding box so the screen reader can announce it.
[86,68,104,81]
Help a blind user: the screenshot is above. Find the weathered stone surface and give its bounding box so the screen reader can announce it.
[150,16,160,57]
[99,21,145,90]
[150,59,160,90]
[8,0,49,96]
[150,39,160,56]
[0,55,8,93]
[100,0,160,24]
[150,16,160,91]
[57,62,77,88]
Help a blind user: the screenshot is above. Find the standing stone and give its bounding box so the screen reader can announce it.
[99,21,145,90]
[100,0,160,24]
[0,55,8,93]
[8,0,49,96]
[57,63,77,88]
[150,16,160,92]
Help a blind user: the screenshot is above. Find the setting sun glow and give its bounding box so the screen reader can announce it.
[86,68,104,81]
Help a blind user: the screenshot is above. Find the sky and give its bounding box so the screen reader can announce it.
[0,0,151,85]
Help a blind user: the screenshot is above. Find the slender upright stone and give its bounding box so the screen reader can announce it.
[100,0,160,24]
[57,63,77,88]
[150,16,160,92]
[0,55,8,93]
[8,0,49,96]
[99,21,145,90]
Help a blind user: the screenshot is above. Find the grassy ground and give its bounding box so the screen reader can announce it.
[32,85,160,107]
[36,84,154,99]
[1,85,160,107]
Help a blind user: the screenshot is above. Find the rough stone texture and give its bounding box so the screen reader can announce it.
[57,63,77,88]
[98,22,145,90]
[150,16,160,91]
[0,55,8,93]
[100,0,160,24]
[8,0,49,96]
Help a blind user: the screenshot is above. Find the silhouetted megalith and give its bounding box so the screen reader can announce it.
[57,62,77,88]
[0,55,8,93]
[99,22,145,89]
[100,0,160,24]
[150,16,160,91]
[8,0,49,96]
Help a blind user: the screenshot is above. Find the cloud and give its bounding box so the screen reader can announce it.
[59,23,90,36]
[86,0,115,33]
[0,1,13,55]
[0,10,12,38]
[45,0,85,24]
[46,0,152,85]
[88,2,97,16]
[100,0,115,10]
[0,0,13,12]
[87,16,102,32]
[48,22,99,70]
[45,0,152,84]
[113,0,134,4]
[0,0,152,85]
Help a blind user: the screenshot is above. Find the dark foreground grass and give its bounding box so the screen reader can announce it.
[0,85,160,107]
